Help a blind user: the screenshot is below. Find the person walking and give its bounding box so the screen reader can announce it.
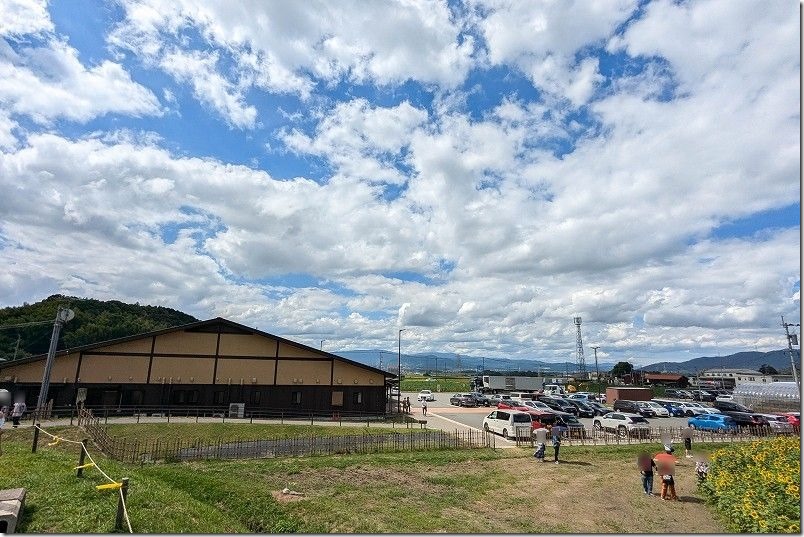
[637,452,657,495]
[654,445,679,500]
[681,426,694,458]
[11,400,26,428]
[0,406,6,429]
[533,426,549,462]
[551,424,566,464]
[421,399,428,417]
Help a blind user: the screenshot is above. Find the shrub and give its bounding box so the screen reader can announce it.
[700,436,800,533]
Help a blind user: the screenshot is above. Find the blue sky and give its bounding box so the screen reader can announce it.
[0,0,799,366]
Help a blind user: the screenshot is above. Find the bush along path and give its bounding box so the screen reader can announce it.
[699,436,800,533]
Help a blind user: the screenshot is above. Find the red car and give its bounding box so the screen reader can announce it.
[781,412,800,427]
[497,400,530,412]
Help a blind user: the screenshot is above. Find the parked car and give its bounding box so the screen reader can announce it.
[565,399,595,418]
[489,394,513,405]
[651,399,686,417]
[529,410,585,437]
[536,395,577,415]
[721,411,768,429]
[686,402,721,415]
[521,399,553,412]
[687,414,738,432]
[713,400,753,413]
[715,394,733,402]
[592,412,650,437]
[497,399,530,411]
[781,412,800,427]
[467,392,492,407]
[449,393,478,407]
[585,401,610,416]
[417,390,436,402]
[758,414,795,434]
[613,400,655,418]
[675,402,709,417]
[482,410,533,440]
[390,386,400,397]
[640,401,670,417]
[691,390,716,402]
[665,389,693,399]
[568,392,597,402]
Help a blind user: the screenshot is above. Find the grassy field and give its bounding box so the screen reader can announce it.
[0,424,732,533]
[400,375,470,392]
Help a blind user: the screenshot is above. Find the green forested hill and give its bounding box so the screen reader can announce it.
[0,295,198,362]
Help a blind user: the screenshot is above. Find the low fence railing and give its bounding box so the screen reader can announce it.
[76,408,495,463]
[514,424,800,447]
[33,404,401,427]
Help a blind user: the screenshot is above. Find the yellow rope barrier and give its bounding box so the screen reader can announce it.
[34,424,134,533]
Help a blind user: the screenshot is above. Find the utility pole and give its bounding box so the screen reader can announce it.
[591,346,600,398]
[782,315,800,386]
[36,307,74,418]
[397,329,406,413]
[320,339,325,351]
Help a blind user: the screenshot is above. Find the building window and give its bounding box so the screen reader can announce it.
[291,391,302,405]
[213,390,225,405]
[251,391,261,405]
[353,392,363,405]
[171,390,186,404]
[188,390,199,404]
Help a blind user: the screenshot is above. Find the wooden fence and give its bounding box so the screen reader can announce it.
[514,424,800,447]
[77,408,494,463]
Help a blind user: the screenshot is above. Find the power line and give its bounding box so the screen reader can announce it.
[0,319,54,330]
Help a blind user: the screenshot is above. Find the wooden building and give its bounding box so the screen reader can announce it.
[0,318,393,415]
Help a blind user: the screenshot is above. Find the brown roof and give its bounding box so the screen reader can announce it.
[644,373,687,381]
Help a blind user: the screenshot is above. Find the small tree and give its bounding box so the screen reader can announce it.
[611,361,633,378]
[758,364,779,375]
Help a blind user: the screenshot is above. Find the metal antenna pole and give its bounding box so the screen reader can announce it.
[36,308,66,416]
[782,315,800,386]
[591,346,600,397]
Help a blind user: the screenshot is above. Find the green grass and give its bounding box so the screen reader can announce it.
[103,422,427,444]
[401,375,470,392]
[0,425,731,533]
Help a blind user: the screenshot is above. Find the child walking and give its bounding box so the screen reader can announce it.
[637,452,657,495]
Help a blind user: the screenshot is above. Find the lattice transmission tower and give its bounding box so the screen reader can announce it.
[574,317,587,379]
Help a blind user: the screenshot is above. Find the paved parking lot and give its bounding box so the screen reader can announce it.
[406,391,695,433]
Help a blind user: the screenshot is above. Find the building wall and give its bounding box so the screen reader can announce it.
[0,323,389,414]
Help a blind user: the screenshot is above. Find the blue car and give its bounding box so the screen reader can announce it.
[688,414,738,432]
[652,399,685,417]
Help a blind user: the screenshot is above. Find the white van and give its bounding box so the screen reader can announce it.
[542,384,565,396]
[482,410,533,440]
[509,391,534,400]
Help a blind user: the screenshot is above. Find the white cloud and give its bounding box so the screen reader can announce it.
[0,0,53,37]
[108,0,474,122]
[159,49,256,129]
[471,0,636,105]
[0,12,161,124]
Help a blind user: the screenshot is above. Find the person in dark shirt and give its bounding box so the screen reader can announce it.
[637,451,657,495]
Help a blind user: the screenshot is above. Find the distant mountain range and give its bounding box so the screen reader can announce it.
[333,349,800,376]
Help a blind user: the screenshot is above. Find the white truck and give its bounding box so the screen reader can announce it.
[481,375,545,394]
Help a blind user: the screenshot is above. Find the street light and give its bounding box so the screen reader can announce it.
[397,329,406,413]
[320,339,325,351]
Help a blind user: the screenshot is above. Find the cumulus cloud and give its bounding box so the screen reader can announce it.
[0,1,798,363]
[108,0,474,125]
[0,3,161,125]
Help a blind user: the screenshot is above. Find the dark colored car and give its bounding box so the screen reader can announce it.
[613,400,655,417]
[449,393,478,407]
[565,399,595,418]
[721,411,768,429]
[691,390,716,402]
[713,400,753,413]
[530,410,585,438]
[586,401,610,416]
[468,392,492,407]
[536,395,578,415]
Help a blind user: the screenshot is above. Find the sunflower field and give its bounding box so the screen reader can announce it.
[699,436,801,533]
